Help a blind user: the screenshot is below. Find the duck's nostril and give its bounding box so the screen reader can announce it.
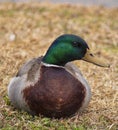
[90,53,94,57]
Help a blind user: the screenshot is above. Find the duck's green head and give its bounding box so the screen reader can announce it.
[42,34,109,67]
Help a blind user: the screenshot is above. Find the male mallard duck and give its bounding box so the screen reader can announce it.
[8,34,109,118]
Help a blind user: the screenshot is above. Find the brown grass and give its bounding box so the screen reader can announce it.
[0,2,118,130]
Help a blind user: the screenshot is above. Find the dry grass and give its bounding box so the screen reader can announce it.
[0,2,118,130]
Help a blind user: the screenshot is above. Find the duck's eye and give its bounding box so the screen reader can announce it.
[73,41,81,47]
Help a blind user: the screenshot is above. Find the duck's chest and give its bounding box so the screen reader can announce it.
[23,65,86,118]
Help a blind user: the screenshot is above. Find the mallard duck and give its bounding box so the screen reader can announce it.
[8,34,109,118]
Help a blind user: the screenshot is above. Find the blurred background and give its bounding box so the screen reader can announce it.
[0,0,118,7]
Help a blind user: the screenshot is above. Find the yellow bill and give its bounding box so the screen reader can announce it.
[82,49,110,67]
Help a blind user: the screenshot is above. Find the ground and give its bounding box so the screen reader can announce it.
[0,2,118,130]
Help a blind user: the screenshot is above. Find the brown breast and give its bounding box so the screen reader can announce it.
[23,64,86,118]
